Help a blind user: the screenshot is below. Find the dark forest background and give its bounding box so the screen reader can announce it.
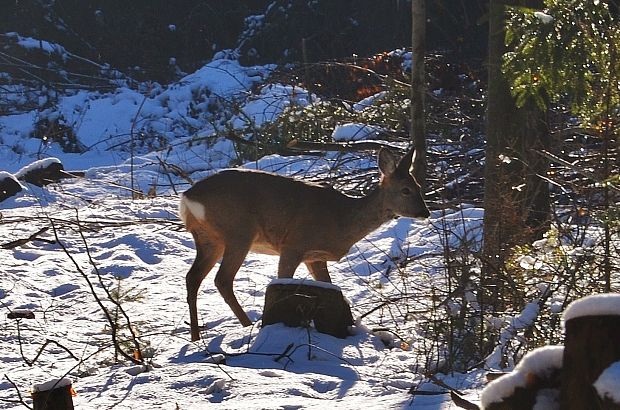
[1,0,488,82]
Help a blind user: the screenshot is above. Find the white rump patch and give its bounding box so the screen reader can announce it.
[179,194,206,224]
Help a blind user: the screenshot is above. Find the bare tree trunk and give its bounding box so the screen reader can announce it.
[411,0,427,187]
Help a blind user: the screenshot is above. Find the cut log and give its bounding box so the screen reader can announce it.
[262,279,353,338]
[7,309,35,319]
[32,378,74,410]
[561,294,620,409]
[480,346,563,410]
[15,158,74,187]
[21,161,64,187]
[0,171,23,202]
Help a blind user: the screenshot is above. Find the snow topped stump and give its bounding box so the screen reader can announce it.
[561,293,620,409]
[0,171,24,202]
[32,378,74,410]
[262,278,353,338]
[480,346,563,410]
[15,157,67,187]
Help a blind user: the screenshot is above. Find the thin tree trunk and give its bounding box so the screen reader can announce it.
[411,0,426,187]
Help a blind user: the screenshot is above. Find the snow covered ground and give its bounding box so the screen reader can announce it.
[0,185,484,409]
[0,48,490,408]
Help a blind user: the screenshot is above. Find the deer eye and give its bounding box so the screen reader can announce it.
[401,187,413,196]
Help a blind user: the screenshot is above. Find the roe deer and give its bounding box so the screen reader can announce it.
[180,148,430,341]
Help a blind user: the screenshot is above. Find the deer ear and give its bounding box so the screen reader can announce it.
[377,148,397,176]
[396,148,416,176]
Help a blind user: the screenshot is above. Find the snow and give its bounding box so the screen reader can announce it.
[480,346,563,409]
[533,388,559,410]
[0,59,273,174]
[518,255,543,270]
[594,361,620,404]
[6,32,68,58]
[0,171,22,185]
[534,11,554,24]
[0,193,481,408]
[484,302,541,369]
[352,91,387,111]
[332,123,384,141]
[563,293,620,322]
[32,378,72,393]
[230,83,312,129]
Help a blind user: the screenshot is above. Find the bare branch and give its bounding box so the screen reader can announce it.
[1,227,55,249]
[286,138,402,153]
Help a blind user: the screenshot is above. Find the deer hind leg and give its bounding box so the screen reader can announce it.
[305,261,332,283]
[186,236,224,341]
[214,240,253,327]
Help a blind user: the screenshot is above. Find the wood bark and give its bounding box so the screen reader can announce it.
[484,370,561,410]
[411,0,427,187]
[560,315,620,409]
[0,176,22,202]
[32,384,74,410]
[21,162,68,187]
[263,282,353,338]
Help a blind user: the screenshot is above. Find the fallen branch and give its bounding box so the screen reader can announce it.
[1,227,55,249]
[286,138,402,153]
[450,391,480,410]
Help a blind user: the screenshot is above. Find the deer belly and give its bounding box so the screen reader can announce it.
[250,241,280,255]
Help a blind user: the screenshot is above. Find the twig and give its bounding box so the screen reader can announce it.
[49,215,143,365]
[15,322,79,367]
[273,343,295,362]
[130,94,149,196]
[3,374,32,410]
[155,155,190,190]
[73,212,144,363]
[424,372,464,395]
[535,149,620,192]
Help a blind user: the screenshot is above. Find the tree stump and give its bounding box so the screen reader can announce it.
[0,172,23,202]
[15,158,68,187]
[32,378,74,410]
[480,346,563,410]
[7,309,35,319]
[262,279,353,338]
[560,294,620,409]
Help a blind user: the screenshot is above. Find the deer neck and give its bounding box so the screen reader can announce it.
[344,188,394,244]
